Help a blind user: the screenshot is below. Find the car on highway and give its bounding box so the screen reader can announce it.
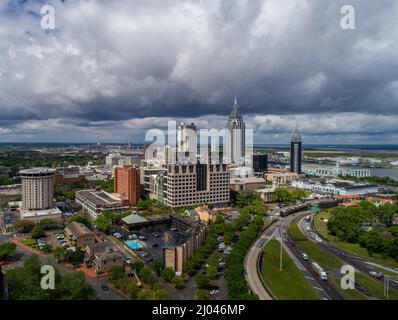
[302,253,309,261]
[101,284,109,291]
[369,271,383,279]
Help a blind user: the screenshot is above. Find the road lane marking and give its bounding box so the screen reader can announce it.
[305,276,315,280]
[313,286,323,291]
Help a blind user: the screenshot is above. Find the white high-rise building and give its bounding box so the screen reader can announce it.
[225,98,246,165]
[19,168,62,221]
[176,122,197,164]
[20,168,56,210]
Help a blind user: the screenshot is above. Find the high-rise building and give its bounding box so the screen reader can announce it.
[19,168,62,221]
[114,165,140,206]
[225,98,246,165]
[162,159,230,209]
[176,122,197,164]
[252,154,268,173]
[290,124,302,174]
[20,168,56,210]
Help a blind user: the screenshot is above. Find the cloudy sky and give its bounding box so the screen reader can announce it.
[1,0,398,144]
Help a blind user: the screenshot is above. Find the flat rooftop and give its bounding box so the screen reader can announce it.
[19,168,56,175]
[76,189,122,206]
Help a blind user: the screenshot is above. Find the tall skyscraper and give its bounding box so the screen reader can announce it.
[290,124,302,174]
[177,122,197,164]
[225,98,246,165]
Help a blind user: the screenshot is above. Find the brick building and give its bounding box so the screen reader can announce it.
[114,166,140,206]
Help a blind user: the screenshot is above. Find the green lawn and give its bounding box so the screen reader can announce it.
[20,238,38,250]
[356,273,398,300]
[288,223,341,270]
[287,222,307,241]
[261,239,320,300]
[329,275,366,300]
[314,210,398,271]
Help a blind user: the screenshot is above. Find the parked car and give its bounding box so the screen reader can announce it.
[101,285,109,291]
[209,289,220,295]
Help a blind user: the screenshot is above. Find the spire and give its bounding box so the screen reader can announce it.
[230,97,241,118]
[291,122,301,143]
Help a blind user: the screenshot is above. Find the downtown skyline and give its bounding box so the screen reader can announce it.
[1,0,398,144]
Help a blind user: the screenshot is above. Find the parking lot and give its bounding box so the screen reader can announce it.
[112,225,196,263]
[2,210,20,230]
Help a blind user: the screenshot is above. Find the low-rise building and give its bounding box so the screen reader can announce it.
[230,176,266,191]
[65,222,96,248]
[292,179,378,196]
[264,171,298,185]
[95,251,124,272]
[185,206,217,223]
[86,242,111,258]
[76,189,129,219]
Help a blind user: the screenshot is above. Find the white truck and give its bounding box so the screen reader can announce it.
[311,262,328,281]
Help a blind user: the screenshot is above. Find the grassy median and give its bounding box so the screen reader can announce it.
[261,239,320,300]
[288,223,341,269]
[314,210,398,271]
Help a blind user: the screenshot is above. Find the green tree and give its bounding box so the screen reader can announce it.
[67,215,92,228]
[137,289,151,300]
[153,284,168,299]
[108,266,125,281]
[161,267,175,282]
[0,242,16,261]
[30,225,45,239]
[196,289,208,300]
[152,259,163,275]
[52,247,66,262]
[13,220,35,233]
[171,276,184,288]
[194,273,209,289]
[59,271,94,300]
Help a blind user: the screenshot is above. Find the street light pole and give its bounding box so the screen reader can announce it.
[384,275,390,299]
[279,226,283,271]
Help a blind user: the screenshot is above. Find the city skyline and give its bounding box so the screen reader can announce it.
[1,1,398,144]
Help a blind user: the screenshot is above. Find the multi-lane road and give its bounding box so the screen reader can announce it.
[244,219,281,300]
[300,214,398,293]
[245,208,344,300]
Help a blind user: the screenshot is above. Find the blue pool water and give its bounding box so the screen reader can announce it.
[125,240,145,250]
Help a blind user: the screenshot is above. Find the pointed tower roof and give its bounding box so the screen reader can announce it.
[291,122,302,143]
[229,97,242,118]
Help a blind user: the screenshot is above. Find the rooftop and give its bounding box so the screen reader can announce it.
[65,221,94,237]
[19,168,56,175]
[95,251,123,261]
[76,189,123,206]
[121,214,148,225]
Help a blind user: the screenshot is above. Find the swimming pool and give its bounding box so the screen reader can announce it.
[125,239,145,250]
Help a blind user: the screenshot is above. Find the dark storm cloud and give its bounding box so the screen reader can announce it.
[0,0,398,142]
